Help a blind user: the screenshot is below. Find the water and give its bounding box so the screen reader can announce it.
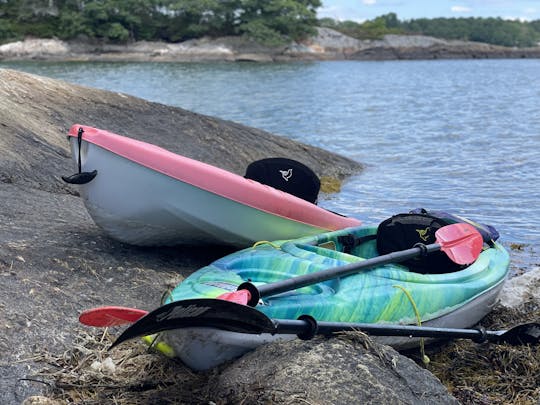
[2,59,539,246]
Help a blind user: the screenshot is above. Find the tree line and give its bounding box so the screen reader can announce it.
[0,0,321,46]
[321,13,540,48]
[1,2,539,48]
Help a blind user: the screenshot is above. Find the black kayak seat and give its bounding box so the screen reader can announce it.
[244,157,321,204]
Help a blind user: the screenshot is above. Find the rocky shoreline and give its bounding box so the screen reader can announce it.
[1,69,539,404]
[2,27,540,62]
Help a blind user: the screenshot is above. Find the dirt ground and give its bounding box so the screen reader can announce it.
[0,182,238,403]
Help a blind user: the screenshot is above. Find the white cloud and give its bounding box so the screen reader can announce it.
[504,15,534,22]
[318,5,366,22]
[451,6,472,13]
[363,0,377,5]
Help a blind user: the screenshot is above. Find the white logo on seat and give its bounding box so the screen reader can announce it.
[279,168,293,181]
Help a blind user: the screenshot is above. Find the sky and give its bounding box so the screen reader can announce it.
[318,0,540,22]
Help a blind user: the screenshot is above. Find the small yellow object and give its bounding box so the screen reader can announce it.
[142,335,175,358]
[318,241,337,250]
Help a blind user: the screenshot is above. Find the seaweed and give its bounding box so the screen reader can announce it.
[426,305,540,404]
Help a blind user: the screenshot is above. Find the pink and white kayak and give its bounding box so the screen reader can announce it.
[64,125,361,246]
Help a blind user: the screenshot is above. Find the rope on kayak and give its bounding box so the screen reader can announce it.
[252,240,282,249]
[393,285,430,366]
[160,289,175,305]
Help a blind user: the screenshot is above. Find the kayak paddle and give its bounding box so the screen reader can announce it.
[219,222,484,306]
[109,298,274,348]
[79,306,149,327]
[107,298,540,350]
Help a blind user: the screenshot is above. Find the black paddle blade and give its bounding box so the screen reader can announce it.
[495,322,540,345]
[62,170,98,185]
[110,298,275,349]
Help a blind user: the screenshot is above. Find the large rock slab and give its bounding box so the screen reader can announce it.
[210,335,458,404]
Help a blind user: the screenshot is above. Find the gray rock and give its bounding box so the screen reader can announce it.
[211,335,459,404]
[3,29,540,62]
[497,267,540,310]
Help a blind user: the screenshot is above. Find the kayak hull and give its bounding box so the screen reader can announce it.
[152,226,510,369]
[65,125,361,246]
[157,279,505,370]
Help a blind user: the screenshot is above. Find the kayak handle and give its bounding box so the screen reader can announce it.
[62,127,97,185]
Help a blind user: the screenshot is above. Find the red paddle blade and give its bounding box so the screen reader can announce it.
[79,306,148,327]
[435,223,484,265]
[216,289,251,305]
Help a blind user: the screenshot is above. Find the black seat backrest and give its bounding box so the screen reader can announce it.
[244,157,321,204]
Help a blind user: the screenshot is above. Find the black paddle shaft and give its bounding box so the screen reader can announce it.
[272,318,540,345]
[238,242,441,306]
[274,318,490,341]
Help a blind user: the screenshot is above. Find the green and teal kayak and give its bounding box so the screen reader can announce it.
[155,226,509,370]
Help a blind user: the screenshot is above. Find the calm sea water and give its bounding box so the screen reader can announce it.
[2,59,539,247]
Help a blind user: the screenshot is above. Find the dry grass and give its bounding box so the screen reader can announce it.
[28,329,210,405]
[425,304,540,404]
[319,176,342,194]
[429,341,539,404]
[31,316,539,405]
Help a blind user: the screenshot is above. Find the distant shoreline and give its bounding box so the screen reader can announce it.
[2,28,540,62]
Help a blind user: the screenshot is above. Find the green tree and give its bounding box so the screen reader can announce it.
[400,15,540,47]
[80,0,162,42]
[237,0,320,45]
[530,19,540,34]
[160,0,320,44]
[160,0,237,41]
[319,13,404,40]
[380,12,399,29]
[56,10,92,39]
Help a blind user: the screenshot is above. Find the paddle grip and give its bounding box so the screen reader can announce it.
[237,281,260,307]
